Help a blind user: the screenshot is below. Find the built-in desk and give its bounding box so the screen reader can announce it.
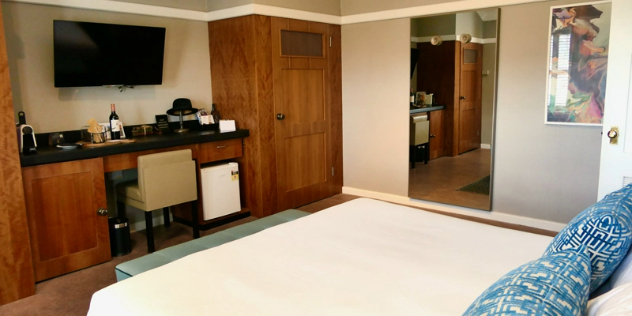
[19,129,249,282]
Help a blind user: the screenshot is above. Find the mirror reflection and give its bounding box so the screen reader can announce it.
[408,9,499,211]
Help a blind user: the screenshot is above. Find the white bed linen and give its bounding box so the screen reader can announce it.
[88,198,553,316]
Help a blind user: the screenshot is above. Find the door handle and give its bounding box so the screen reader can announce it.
[97,208,109,216]
[276,113,285,121]
[608,127,619,145]
[460,96,466,100]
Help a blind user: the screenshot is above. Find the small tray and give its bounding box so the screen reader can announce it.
[77,139,136,148]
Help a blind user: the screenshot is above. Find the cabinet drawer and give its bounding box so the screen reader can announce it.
[199,139,243,163]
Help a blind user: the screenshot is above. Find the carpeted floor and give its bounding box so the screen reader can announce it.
[457,175,491,195]
[0,194,359,316]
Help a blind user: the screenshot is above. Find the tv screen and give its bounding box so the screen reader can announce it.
[54,20,166,87]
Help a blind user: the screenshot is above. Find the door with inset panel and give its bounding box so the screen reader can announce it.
[458,43,483,154]
[22,158,110,281]
[272,18,333,211]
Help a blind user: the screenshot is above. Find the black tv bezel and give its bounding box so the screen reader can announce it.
[53,20,166,88]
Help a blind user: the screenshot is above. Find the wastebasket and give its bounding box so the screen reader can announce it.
[109,217,131,256]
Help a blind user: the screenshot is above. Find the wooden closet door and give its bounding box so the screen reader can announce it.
[272,18,333,211]
[458,43,483,154]
[22,158,111,281]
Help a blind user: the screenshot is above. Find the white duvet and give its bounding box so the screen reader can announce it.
[88,198,552,316]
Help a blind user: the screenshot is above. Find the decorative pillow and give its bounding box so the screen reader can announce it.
[544,184,632,292]
[462,247,591,316]
[592,248,632,297]
[587,281,632,316]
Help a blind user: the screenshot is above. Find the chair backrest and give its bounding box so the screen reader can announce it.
[137,149,198,211]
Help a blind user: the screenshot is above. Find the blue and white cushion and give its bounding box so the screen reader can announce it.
[544,184,632,292]
[463,247,591,316]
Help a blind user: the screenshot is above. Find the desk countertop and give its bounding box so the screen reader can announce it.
[410,105,445,114]
[20,129,249,167]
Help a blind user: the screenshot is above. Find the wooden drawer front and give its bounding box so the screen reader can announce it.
[103,145,198,172]
[199,139,242,163]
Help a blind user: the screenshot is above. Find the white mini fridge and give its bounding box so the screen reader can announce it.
[201,162,241,221]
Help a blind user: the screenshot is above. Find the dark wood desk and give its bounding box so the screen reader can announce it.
[20,130,249,281]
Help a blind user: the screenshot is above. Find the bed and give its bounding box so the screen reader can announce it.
[88,198,553,315]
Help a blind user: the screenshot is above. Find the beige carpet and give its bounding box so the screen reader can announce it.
[0,194,358,316]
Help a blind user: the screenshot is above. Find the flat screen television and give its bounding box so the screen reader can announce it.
[53,20,166,88]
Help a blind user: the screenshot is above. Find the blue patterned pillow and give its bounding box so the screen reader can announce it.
[463,247,591,316]
[544,184,632,292]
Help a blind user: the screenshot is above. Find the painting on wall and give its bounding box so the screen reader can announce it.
[545,1,611,125]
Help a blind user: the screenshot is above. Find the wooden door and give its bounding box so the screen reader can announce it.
[429,109,445,160]
[272,18,333,211]
[22,158,111,281]
[0,0,35,303]
[458,43,483,154]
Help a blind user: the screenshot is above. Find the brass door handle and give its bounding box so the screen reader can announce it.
[276,113,285,120]
[608,127,619,144]
[460,96,466,100]
[97,208,108,216]
[430,134,436,138]
[216,145,226,149]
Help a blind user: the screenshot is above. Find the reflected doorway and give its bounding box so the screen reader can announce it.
[408,9,498,211]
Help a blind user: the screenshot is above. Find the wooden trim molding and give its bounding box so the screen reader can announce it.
[0,0,35,305]
[343,186,566,234]
[6,0,548,25]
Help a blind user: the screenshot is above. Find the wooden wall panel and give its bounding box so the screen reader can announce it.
[209,16,263,217]
[0,1,35,304]
[253,15,278,217]
[328,24,343,193]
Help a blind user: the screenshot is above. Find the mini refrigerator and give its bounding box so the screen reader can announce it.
[201,162,241,221]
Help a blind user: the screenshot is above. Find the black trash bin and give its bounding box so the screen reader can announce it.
[109,217,132,256]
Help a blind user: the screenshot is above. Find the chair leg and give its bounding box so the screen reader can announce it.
[145,211,155,253]
[163,207,170,228]
[191,200,200,239]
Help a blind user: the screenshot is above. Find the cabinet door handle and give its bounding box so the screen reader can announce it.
[97,208,108,216]
[430,134,436,138]
[276,113,285,120]
[216,145,226,149]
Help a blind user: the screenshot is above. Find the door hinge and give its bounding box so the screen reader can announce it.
[332,167,334,176]
[329,36,332,47]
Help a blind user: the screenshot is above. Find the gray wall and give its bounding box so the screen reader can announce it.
[343,18,410,196]
[207,0,252,11]
[410,15,455,37]
[483,20,497,39]
[455,12,483,38]
[342,0,460,16]
[110,0,208,11]
[255,0,341,15]
[492,0,601,223]
[2,2,213,133]
[342,0,601,224]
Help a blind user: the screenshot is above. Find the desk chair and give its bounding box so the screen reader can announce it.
[116,149,198,253]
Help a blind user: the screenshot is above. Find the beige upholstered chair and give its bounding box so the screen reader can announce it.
[116,149,198,253]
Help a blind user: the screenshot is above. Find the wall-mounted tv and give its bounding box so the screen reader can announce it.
[54,20,166,88]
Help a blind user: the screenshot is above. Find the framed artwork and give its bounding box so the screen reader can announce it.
[545,1,611,125]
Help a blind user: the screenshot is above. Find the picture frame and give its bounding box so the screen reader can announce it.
[544,1,611,125]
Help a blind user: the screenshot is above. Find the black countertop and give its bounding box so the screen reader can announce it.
[20,129,249,167]
[410,105,445,114]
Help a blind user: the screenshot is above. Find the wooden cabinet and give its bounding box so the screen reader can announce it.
[417,41,482,156]
[208,15,342,217]
[22,158,111,281]
[429,110,445,160]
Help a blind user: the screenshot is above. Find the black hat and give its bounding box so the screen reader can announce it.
[167,98,198,116]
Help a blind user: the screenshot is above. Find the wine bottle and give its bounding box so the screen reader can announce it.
[210,103,221,124]
[109,103,121,140]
